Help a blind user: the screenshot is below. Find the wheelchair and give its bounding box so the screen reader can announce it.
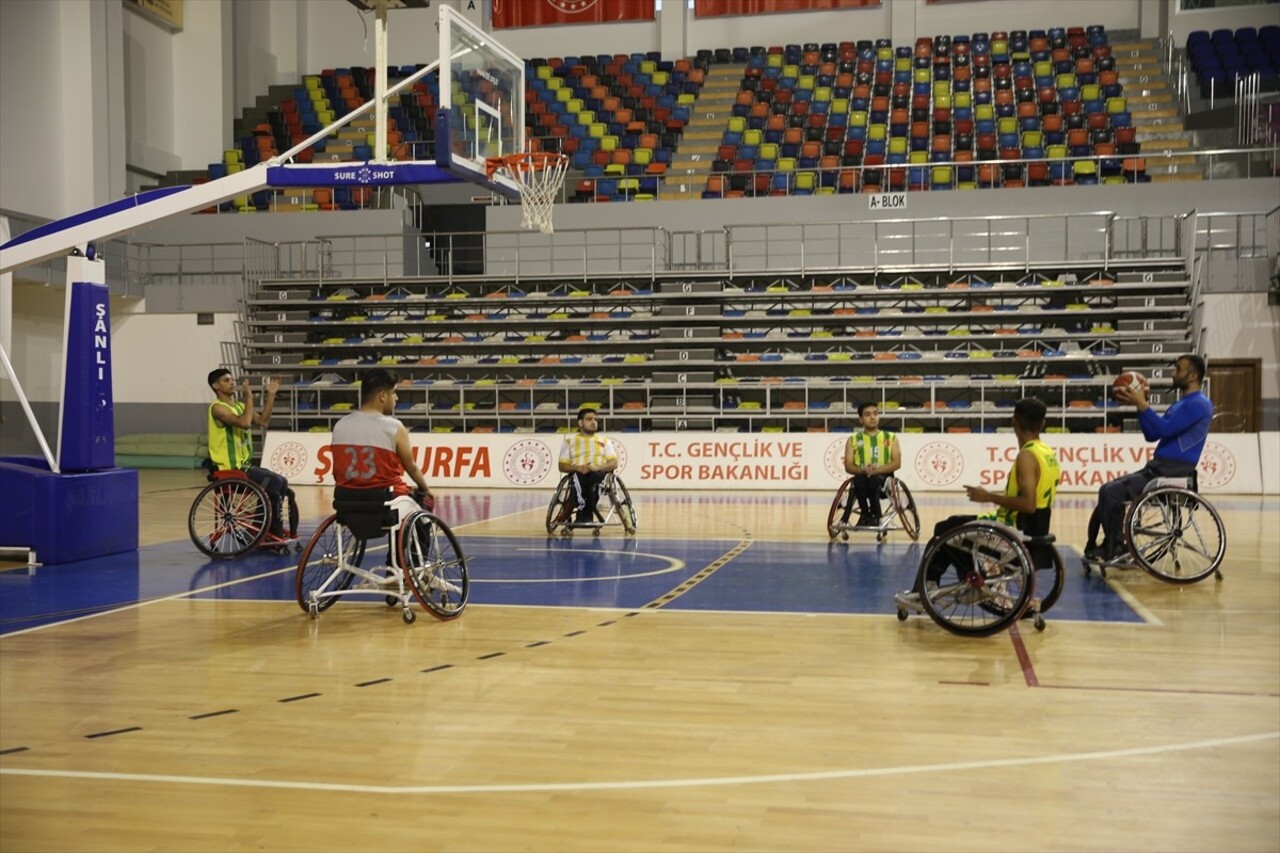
[1083,477,1226,584]
[827,475,921,543]
[188,468,300,559]
[295,488,469,624]
[546,471,637,536]
[895,520,1064,636]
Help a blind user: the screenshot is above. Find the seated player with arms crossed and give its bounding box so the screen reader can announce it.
[840,402,902,528]
[1085,354,1213,562]
[896,398,1060,609]
[330,369,435,524]
[207,368,295,541]
[559,407,618,526]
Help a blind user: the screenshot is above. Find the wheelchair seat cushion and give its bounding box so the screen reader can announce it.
[333,486,398,541]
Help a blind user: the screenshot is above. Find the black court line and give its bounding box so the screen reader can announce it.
[189,709,239,720]
[15,594,670,753]
[85,727,142,739]
[278,692,321,703]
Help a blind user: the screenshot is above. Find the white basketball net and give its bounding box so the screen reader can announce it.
[498,154,569,235]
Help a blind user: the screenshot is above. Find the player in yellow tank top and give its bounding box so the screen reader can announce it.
[896,398,1059,605]
[841,402,902,526]
[206,368,296,540]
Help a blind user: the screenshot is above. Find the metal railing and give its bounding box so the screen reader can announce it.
[722,212,1191,275]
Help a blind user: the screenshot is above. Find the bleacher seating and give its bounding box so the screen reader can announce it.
[704,26,1142,197]
[525,52,707,202]
[1186,26,1280,98]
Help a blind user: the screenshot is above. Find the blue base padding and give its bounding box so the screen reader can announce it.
[0,456,138,564]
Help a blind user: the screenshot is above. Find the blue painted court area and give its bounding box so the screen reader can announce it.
[2,527,1142,634]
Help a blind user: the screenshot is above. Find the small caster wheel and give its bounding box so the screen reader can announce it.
[841,532,849,542]
[385,595,399,607]
[1214,570,1223,582]
[896,608,908,622]
[1034,614,1046,632]
[593,528,601,537]
[294,542,304,554]
[402,609,416,624]
[308,603,319,620]
[876,532,886,543]
[1083,563,1092,577]
[1099,566,1108,579]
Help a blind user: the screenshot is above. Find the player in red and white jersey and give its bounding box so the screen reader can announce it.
[332,369,433,521]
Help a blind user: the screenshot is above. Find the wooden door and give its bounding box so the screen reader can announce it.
[1207,357,1261,432]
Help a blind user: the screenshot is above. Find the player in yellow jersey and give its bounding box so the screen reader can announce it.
[841,402,902,527]
[558,407,618,525]
[895,398,1060,608]
[207,368,294,540]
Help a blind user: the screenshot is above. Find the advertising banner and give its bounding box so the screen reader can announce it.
[262,431,1265,494]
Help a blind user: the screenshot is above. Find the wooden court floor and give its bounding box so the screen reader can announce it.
[1,470,1277,852]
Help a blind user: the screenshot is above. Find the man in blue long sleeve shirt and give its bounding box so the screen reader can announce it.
[1086,354,1214,561]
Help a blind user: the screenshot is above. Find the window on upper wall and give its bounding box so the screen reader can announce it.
[1179,0,1277,10]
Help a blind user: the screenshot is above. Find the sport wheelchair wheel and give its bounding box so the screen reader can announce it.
[1032,544,1065,615]
[399,511,470,619]
[546,475,575,535]
[189,477,269,559]
[295,514,366,614]
[1125,485,1226,584]
[918,521,1036,637]
[888,478,921,541]
[606,474,638,534]
[826,478,854,539]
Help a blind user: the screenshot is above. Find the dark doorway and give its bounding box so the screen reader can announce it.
[1207,358,1261,432]
[418,202,487,275]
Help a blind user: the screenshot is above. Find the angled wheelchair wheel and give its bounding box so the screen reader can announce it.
[546,474,575,535]
[1032,546,1065,615]
[609,476,638,533]
[827,478,853,539]
[888,478,921,541]
[400,511,470,619]
[918,521,1035,637]
[1126,486,1225,584]
[295,514,365,614]
[189,478,270,559]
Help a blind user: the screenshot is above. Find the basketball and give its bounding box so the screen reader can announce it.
[1112,371,1150,398]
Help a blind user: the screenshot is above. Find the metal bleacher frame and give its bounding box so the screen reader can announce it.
[238,209,1203,435]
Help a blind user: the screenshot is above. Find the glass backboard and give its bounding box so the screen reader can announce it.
[438,4,525,199]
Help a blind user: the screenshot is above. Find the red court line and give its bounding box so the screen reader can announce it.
[1007,623,1040,687]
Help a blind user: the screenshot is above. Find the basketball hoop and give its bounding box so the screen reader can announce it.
[485,152,569,235]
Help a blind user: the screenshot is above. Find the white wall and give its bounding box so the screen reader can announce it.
[124,3,180,178]
[1204,291,1280,402]
[110,304,240,405]
[0,0,124,221]
[1170,0,1280,44]
[0,0,66,220]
